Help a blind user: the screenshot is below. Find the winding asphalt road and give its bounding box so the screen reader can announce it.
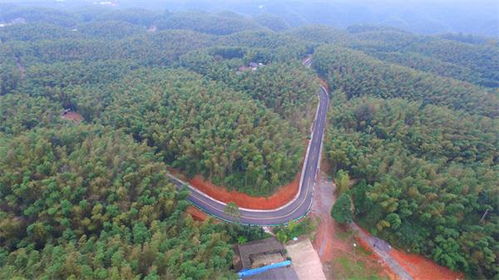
[168,60,329,225]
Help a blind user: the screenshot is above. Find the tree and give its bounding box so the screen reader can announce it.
[331,193,353,224]
[224,202,241,220]
[335,169,350,194]
[325,96,498,278]
[0,126,236,279]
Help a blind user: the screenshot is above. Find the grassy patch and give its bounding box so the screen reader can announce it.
[336,229,354,241]
[334,256,387,280]
[274,217,316,243]
[331,228,388,280]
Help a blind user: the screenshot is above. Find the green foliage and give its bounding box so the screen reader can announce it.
[253,14,290,32]
[180,51,318,131]
[235,62,318,130]
[0,7,77,27]
[334,255,388,280]
[219,31,309,61]
[219,223,269,244]
[325,97,498,278]
[403,38,499,88]
[334,170,350,194]
[274,218,315,243]
[286,25,352,45]
[1,4,497,279]
[101,69,304,195]
[224,202,241,220]
[77,20,146,40]
[313,45,498,117]
[88,8,159,26]
[331,193,353,224]
[0,126,235,279]
[0,94,63,135]
[342,28,499,88]
[156,11,263,35]
[0,63,22,96]
[0,23,82,42]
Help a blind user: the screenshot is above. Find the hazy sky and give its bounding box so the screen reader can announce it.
[1,0,497,36]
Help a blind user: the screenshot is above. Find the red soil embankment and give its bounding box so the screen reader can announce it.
[318,78,329,91]
[188,173,300,209]
[354,235,397,280]
[389,249,463,280]
[355,225,463,280]
[186,206,208,222]
[168,139,307,210]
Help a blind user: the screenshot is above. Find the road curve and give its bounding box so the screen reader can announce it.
[169,65,329,225]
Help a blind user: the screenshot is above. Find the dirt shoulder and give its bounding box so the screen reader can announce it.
[186,206,208,222]
[389,248,463,280]
[311,166,463,280]
[311,171,389,280]
[169,168,300,210]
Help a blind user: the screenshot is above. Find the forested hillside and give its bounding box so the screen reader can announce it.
[292,25,499,88]
[0,121,266,276]
[325,98,498,278]
[283,18,498,280]
[100,70,305,194]
[0,7,318,196]
[313,45,498,117]
[0,3,497,279]
[310,23,498,278]
[0,5,314,279]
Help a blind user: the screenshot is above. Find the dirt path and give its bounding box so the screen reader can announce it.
[310,170,411,280]
[311,172,390,280]
[351,223,413,280]
[311,172,341,263]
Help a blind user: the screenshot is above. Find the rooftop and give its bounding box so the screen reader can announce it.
[237,237,286,269]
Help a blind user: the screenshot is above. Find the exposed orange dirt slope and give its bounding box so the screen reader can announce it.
[390,249,463,280]
[188,173,300,209]
[355,225,463,280]
[186,206,208,222]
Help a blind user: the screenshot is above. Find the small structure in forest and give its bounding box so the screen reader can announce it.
[61,109,84,122]
[237,62,265,73]
[234,237,298,279]
[0,17,26,28]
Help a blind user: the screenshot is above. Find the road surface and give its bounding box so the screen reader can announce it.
[168,81,329,225]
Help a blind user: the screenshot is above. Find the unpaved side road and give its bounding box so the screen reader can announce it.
[350,223,413,280]
[311,170,413,280]
[311,172,338,263]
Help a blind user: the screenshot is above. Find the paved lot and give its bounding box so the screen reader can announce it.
[286,239,326,280]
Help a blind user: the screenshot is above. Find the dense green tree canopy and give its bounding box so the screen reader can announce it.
[325,97,498,278]
[1,4,497,279]
[313,45,498,117]
[100,69,304,195]
[0,126,235,279]
[331,193,353,224]
[0,7,320,278]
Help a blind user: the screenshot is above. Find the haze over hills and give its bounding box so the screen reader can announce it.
[0,1,497,279]
[1,0,498,36]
